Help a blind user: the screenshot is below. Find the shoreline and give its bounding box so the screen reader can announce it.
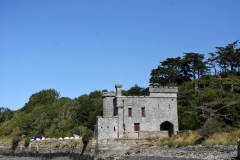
[0,140,239,160]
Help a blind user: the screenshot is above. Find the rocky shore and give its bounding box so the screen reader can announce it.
[97,145,238,160]
[0,139,239,160]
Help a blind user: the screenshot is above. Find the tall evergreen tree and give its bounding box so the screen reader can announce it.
[183,53,207,79]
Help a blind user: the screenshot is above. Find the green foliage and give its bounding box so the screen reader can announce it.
[126,84,143,96]
[12,136,21,150]
[5,128,13,136]
[0,87,105,140]
[0,107,13,123]
[150,40,240,85]
[225,103,240,127]
[82,129,93,144]
[156,131,202,147]
[215,40,240,74]
[19,114,35,136]
[183,52,207,79]
[178,75,240,131]
[21,89,60,113]
[55,142,60,147]
[122,84,143,96]
[198,118,224,139]
[178,106,201,130]
[24,137,30,148]
[150,53,208,85]
[85,108,102,130]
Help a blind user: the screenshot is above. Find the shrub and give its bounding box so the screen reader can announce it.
[198,118,223,139]
[12,136,21,150]
[55,142,60,148]
[82,129,93,144]
[5,128,13,136]
[24,137,30,148]
[156,131,202,147]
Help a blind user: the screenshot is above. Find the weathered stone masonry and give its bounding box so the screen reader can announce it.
[95,84,179,140]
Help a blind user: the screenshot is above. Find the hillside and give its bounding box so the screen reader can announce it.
[0,85,143,142]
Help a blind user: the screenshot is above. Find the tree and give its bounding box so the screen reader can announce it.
[178,58,192,82]
[126,84,143,96]
[12,136,21,150]
[85,108,102,130]
[149,67,170,86]
[19,114,35,136]
[149,57,183,85]
[0,107,13,123]
[215,40,240,74]
[21,89,60,113]
[183,53,207,79]
[161,57,182,84]
[207,52,218,75]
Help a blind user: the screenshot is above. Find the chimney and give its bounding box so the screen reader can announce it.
[115,84,122,96]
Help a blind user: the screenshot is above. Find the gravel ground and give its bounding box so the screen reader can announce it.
[120,156,200,160]
[0,155,201,160]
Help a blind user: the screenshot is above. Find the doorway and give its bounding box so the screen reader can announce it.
[160,121,174,137]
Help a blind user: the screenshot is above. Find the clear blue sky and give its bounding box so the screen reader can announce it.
[1,0,240,110]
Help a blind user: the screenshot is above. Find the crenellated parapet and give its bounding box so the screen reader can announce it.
[141,86,178,96]
[102,92,116,97]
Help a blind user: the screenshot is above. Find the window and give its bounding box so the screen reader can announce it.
[128,108,132,117]
[141,107,145,117]
[134,123,140,131]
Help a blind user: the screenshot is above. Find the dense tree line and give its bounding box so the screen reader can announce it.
[150,40,240,86]
[0,85,143,140]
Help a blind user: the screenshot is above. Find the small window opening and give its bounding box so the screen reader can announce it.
[128,108,132,117]
[134,123,140,131]
[141,107,145,117]
[114,127,115,131]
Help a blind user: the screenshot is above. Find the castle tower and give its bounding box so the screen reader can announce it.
[102,92,115,117]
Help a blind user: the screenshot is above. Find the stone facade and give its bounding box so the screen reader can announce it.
[95,84,179,140]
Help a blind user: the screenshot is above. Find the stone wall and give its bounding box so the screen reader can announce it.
[139,131,169,139]
[97,116,118,140]
[119,96,178,134]
[140,86,178,96]
[123,131,168,139]
[0,139,94,154]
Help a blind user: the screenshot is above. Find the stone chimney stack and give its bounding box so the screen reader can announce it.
[115,84,122,96]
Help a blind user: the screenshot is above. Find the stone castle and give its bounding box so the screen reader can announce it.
[95,84,179,140]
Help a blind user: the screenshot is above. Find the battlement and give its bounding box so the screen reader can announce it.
[140,86,178,96]
[102,92,116,97]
